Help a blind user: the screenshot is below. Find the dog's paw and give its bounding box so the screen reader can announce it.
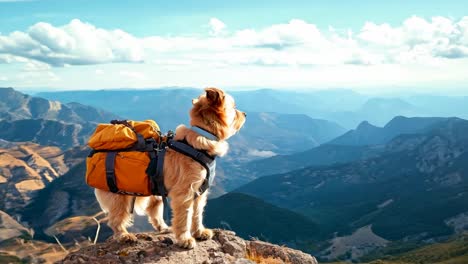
[159,226,172,234]
[115,233,138,243]
[177,237,196,249]
[193,228,213,241]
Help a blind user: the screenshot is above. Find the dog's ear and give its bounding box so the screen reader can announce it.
[205,87,224,107]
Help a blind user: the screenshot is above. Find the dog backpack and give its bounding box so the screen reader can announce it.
[85,120,161,196]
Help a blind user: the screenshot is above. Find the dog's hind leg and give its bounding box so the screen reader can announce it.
[191,191,213,240]
[95,189,136,243]
[144,196,169,232]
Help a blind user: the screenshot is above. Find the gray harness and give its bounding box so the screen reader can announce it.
[148,128,217,221]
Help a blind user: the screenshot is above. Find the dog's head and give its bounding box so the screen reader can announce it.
[190,87,246,140]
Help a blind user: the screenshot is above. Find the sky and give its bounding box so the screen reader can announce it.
[0,0,467,92]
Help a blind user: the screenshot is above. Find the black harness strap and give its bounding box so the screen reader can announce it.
[150,138,217,224]
[166,139,216,197]
[105,151,119,193]
[129,196,136,214]
[155,149,170,222]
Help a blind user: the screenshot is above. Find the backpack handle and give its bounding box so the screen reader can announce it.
[110,120,136,132]
[110,120,145,149]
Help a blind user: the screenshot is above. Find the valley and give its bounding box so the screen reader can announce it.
[1,87,468,263]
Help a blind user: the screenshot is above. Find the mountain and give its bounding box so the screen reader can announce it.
[240,144,383,179]
[0,210,32,243]
[0,87,118,124]
[406,95,468,119]
[36,88,200,129]
[36,88,366,127]
[37,88,468,130]
[220,112,346,167]
[0,88,120,149]
[221,116,449,188]
[0,141,87,218]
[329,116,448,146]
[22,161,100,240]
[0,214,85,264]
[236,118,468,258]
[365,234,468,264]
[0,119,95,149]
[205,193,319,246]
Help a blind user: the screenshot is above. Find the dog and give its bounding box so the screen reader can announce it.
[95,87,246,249]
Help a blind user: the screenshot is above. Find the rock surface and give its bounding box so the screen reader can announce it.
[59,229,318,264]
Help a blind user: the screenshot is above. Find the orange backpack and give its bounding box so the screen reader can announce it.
[85,120,161,196]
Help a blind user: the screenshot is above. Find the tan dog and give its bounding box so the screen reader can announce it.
[95,87,246,248]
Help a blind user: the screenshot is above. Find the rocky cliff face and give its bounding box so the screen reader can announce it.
[0,141,87,218]
[59,229,318,264]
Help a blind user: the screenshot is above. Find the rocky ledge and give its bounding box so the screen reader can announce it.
[59,229,318,264]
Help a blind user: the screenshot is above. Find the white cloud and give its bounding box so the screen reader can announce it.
[0,76,8,81]
[209,18,226,36]
[0,19,144,66]
[356,16,468,62]
[1,16,468,69]
[1,16,468,89]
[233,19,324,49]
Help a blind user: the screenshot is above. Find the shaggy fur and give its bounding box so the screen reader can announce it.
[95,87,246,249]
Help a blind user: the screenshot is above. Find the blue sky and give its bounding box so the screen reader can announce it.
[0,0,467,92]
[2,0,466,36]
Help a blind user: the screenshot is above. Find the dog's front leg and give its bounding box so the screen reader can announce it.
[191,191,213,240]
[170,193,196,249]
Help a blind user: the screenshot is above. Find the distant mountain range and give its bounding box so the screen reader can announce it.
[236,117,468,252]
[36,88,468,129]
[0,119,96,149]
[329,116,448,146]
[1,88,118,124]
[222,116,450,187]
[0,88,119,149]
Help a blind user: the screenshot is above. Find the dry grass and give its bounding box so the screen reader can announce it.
[246,249,290,264]
[246,254,288,264]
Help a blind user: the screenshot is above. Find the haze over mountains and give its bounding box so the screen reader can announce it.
[1,86,468,263]
[37,88,468,129]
